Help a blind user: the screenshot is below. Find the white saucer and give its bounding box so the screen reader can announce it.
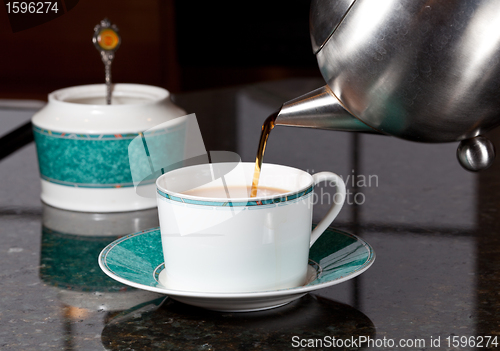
[99,227,375,312]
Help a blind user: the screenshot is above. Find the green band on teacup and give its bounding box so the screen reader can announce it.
[156,186,313,207]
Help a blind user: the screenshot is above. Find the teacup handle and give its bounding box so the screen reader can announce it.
[310,172,346,247]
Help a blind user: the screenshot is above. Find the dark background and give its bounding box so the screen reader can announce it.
[0,0,321,100]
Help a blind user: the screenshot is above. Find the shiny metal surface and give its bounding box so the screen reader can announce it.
[276,85,378,133]
[315,0,500,143]
[283,0,500,170]
[93,18,121,105]
[457,136,496,172]
[309,0,356,54]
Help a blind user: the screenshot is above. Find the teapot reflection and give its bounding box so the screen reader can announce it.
[39,204,163,344]
[101,294,375,351]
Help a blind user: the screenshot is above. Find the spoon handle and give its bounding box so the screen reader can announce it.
[93,18,121,105]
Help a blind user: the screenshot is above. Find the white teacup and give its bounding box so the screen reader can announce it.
[156,162,346,293]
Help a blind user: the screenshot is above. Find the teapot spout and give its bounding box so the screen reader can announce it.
[275,85,380,134]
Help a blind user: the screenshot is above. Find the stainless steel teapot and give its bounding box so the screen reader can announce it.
[275,0,500,171]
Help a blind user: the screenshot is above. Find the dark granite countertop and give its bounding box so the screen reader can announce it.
[1,78,499,350]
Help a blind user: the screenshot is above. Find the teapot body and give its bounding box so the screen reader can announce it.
[312,0,500,142]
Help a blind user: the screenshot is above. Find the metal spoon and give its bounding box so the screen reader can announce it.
[93,18,121,105]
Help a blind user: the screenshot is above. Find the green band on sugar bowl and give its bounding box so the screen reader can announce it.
[33,125,184,188]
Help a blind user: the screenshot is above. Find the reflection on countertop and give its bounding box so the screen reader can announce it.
[1,78,499,350]
[101,295,375,351]
[38,204,163,350]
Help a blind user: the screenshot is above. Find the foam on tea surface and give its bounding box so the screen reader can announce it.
[182,185,288,199]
